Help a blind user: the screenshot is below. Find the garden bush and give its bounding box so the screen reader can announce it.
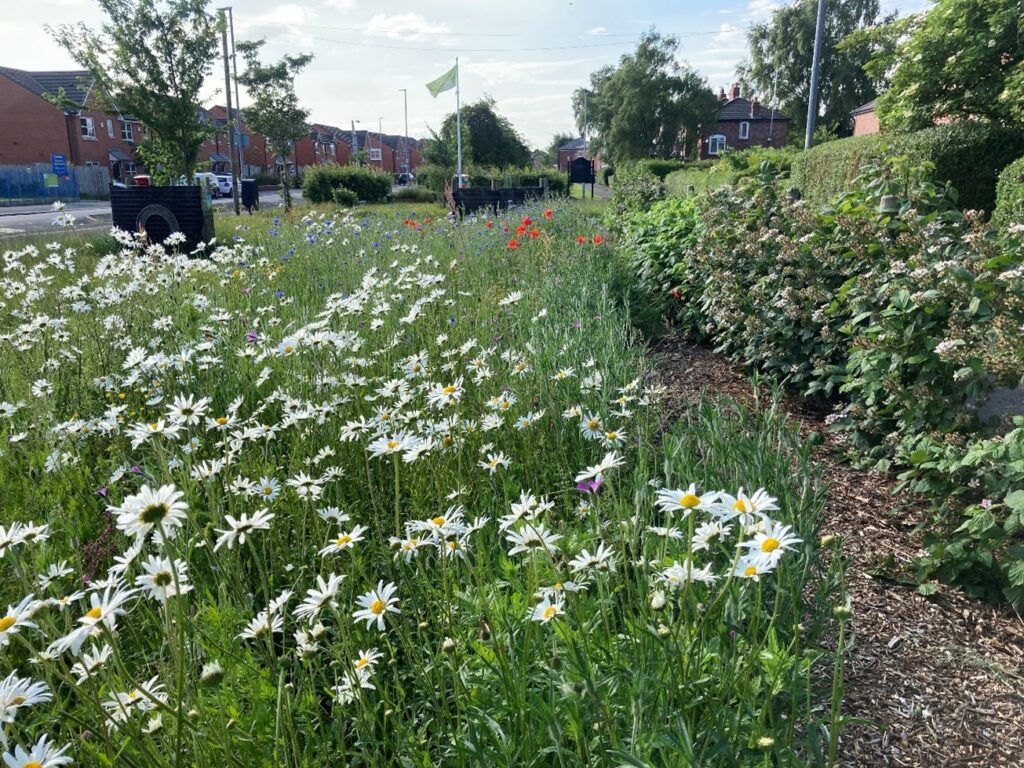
[332,186,357,206]
[638,158,686,180]
[603,163,664,233]
[599,166,614,185]
[791,122,1024,214]
[302,164,392,203]
[390,185,438,204]
[993,155,1024,230]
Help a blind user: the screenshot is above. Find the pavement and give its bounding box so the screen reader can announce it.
[0,189,303,239]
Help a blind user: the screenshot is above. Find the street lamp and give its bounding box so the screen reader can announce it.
[399,89,409,173]
[350,119,360,165]
[378,117,384,170]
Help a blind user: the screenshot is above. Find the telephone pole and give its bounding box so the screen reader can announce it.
[399,88,409,173]
[225,7,244,180]
[219,9,240,214]
[804,0,826,149]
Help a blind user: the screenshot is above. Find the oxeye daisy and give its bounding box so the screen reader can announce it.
[294,573,346,622]
[135,556,192,602]
[113,484,188,540]
[0,595,38,649]
[214,508,275,551]
[742,520,802,566]
[352,581,400,631]
[319,524,368,556]
[529,596,564,623]
[1,735,73,768]
[654,483,719,518]
[715,487,778,525]
[478,451,510,474]
[505,523,562,557]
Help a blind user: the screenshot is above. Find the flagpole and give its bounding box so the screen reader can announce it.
[455,57,463,185]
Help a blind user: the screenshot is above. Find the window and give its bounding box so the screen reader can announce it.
[368,147,382,162]
[121,121,134,143]
[738,121,750,140]
[106,119,114,138]
[85,160,100,167]
[79,116,95,139]
[708,134,726,155]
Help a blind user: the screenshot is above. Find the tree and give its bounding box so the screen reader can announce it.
[49,0,219,182]
[876,0,1024,130]
[573,32,718,163]
[738,0,890,139]
[236,39,313,211]
[425,97,529,169]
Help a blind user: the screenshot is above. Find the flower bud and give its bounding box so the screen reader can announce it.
[657,623,671,638]
[833,605,852,619]
[820,534,836,548]
[442,637,456,653]
[650,590,666,611]
[757,736,775,750]
[200,661,224,688]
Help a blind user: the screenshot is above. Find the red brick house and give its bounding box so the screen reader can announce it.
[0,66,143,180]
[852,100,880,136]
[699,84,790,159]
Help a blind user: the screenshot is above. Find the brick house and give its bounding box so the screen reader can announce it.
[852,100,880,136]
[197,105,273,176]
[699,84,790,159]
[556,138,603,173]
[0,66,143,179]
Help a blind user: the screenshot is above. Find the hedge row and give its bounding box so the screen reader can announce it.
[414,164,568,196]
[994,156,1024,230]
[791,122,1024,214]
[302,164,392,204]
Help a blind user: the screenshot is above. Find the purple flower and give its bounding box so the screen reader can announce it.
[576,476,604,494]
[246,330,259,344]
[96,486,108,497]
[242,287,252,295]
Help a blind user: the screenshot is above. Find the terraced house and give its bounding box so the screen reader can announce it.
[0,66,142,180]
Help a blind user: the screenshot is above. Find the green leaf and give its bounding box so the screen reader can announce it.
[1005,490,1024,512]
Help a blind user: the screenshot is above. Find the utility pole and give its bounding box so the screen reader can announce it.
[224,7,244,180]
[399,88,409,173]
[805,0,826,149]
[378,116,383,170]
[219,9,240,214]
[582,90,588,149]
[351,120,359,165]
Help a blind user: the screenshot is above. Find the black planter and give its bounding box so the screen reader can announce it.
[109,185,215,250]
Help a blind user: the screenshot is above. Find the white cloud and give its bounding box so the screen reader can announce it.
[712,23,744,47]
[746,0,780,20]
[322,0,357,9]
[237,4,317,47]
[363,13,450,42]
[584,26,610,36]
[464,59,591,86]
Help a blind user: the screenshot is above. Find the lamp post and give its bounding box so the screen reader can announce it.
[399,89,409,173]
[350,119,360,165]
[378,116,384,170]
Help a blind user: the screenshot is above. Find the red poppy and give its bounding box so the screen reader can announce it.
[521,217,532,226]
[529,228,540,239]
[424,218,433,225]
[516,224,527,236]
[543,209,553,219]
[576,235,587,244]
[670,288,682,299]
[592,234,605,245]
[507,239,520,250]
[485,220,494,228]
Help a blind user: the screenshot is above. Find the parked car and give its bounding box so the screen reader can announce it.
[131,174,152,187]
[397,172,416,186]
[215,174,236,197]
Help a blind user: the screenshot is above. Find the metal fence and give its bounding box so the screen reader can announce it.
[0,163,80,207]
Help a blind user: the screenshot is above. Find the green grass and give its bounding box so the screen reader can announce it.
[0,202,843,766]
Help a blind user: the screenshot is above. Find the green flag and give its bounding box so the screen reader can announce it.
[426,64,457,98]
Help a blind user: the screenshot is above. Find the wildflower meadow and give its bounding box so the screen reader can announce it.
[0,204,842,767]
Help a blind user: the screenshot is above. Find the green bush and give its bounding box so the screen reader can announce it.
[993,156,1024,230]
[302,164,392,204]
[664,166,733,196]
[390,186,438,204]
[791,122,1024,214]
[413,164,567,196]
[332,186,357,206]
[603,164,664,232]
[637,159,686,180]
[599,166,614,185]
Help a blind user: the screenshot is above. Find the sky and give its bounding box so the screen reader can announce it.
[5,0,929,149]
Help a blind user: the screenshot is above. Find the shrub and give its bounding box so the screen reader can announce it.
[602,163,664,232]
[302,164,392,204]
[332,186,357,206]
[390,186,438,203]
[599,166,614,185]
[664,165,733,196]
[791,122,1024,214]
[253,173,281,186]
[993,155,1024,230]
[638,159,686,180]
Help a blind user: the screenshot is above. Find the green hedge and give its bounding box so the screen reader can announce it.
[302,164,392,204]
[637,159,686,180]
[412,164,567,196]
[665,166,734,196]
[391,186,439,204]
[993,156,1024,230]
[599,167,614,185]
[791,123,1024,214]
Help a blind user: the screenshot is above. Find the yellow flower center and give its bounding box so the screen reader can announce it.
[370,599,385,615]
[355,657,370,668]
[606,432,617,441]
[432,517,446,527]
[500,400,511,410]
[85,606,103,620]
[149,422,159,430]
[443,385,457,394]
[216,416,229,426]
[139,502,169,525]
[761,537,780,553]
[744,565,758,577]
[679,493,701,508]
[734,499,749,513]
[283,345,294,354]
[262,487,273,496]
[386,440,399,450]
[442,435,454,446]
[10,695,25,706]
[23,762,42,768]
[336,535,352,546]
[0,616,15,632]
[587,419,600,430]
[543,605,558,620]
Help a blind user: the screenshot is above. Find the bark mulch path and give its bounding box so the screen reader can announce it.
[649,332,1024,768]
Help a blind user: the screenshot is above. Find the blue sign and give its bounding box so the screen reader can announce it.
[51,153,68,177]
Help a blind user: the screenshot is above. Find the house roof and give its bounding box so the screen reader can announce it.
[558,137,587,151]
[852,99,877,116]
[0,66,93,108]
[717,97,790,123]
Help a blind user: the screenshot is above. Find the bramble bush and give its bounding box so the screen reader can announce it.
[623,155,1024,607]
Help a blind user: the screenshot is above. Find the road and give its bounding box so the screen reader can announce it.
[0,189,303,239]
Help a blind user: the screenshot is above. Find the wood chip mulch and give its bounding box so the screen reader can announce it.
[649,331,1024,768]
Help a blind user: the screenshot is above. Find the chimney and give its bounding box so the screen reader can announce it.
[730,82,740,100]
[751,98,760,118]
[718,86,727,102]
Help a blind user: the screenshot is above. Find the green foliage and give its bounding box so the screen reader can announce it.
[623,152,1024,607]
[791,122,1024,214]
[331,186,357,206]
[390,186,438,204]
[738,0,890,137]
[302,164,392,203]
[48,0,219,179]
[424,97,529,169]
[664,149,794,196]
[603,163,664,232]
[877,0,1024,130]
[412,164,567,196]
[599,166,615,185]
[637,159,686,180]
[574,32,719,162]
[993,156,1024,230]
